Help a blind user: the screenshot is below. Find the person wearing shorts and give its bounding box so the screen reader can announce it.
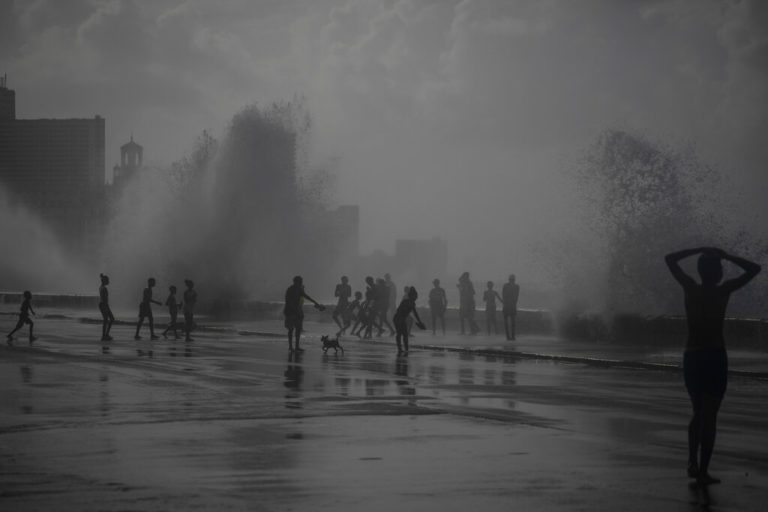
[666,247,760,486]
[284,276,324,352]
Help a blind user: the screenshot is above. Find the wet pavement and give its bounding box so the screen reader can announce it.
[1,315,768,511]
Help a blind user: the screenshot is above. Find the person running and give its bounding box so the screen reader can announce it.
[134,277,162,340]
[162,285,182,340]
[393,286,425,354]
[483,281,504,335]
[332,276,352,333]
[457,272,480,335]
[375,277,395,337]
[99,273,114,341]
[353,276,379,339]
[665,247,760,486]
[428,278,448,335]
[339,291,363,336]
[283,276,325,352]
[502,274,520,340]
[7,291,36,345]
[182,279,197,341]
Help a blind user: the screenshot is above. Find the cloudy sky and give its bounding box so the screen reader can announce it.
[2,0,767,280]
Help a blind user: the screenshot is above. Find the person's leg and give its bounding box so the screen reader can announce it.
[28,319,35,341]
[460,312,466,335]
[333,309,342,330]
[486,312,491,335]
[106,308,114,338]
[135,316,144,338]
[688,394,702,476]
[287,327,294,350]
[8,317,23,339]
[148,312,158,338]
[440,312,445,335]
[698,394,722,483]
[294,318,304,351]
[431,308,437,335]
[509,312,516,340]
[184,312,193,340]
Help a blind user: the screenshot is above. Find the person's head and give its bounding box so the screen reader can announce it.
[376,278,385,285]
[169,285,177,293]
[100,273,109,285]
[341,275,348,284]
[460,271,469,280]
[365,276,374,286]
[487,281,494,289]
[698,253,723,285]
[354,291,362,299]
[384,273,391,281]
[148,277,156,287]
[408,287,418,300]
[433,278,440,287]
[185,279,194,289]
[508,274,516,283]
[23,290,32,300]
[293,275,303,286]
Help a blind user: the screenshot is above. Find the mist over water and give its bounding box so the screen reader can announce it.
[100,101,331,306]
[0,187,91,294]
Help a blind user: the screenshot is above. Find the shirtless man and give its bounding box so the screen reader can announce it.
[665,247,760,486]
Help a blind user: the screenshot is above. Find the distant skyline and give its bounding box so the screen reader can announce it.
[2,0,767,278]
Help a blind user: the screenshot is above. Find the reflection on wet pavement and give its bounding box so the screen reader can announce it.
[1,316,767,511]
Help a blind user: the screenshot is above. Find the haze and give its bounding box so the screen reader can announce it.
[2,0,767,302]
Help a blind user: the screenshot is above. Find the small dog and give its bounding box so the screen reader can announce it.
[321,335,344,354]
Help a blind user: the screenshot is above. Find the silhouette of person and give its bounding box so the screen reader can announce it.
[428,278,447,335]
[457,272,480,335]
[376,277,395,337]
[284,275,325,352]
[393,286,426,354]
[665,247,761,486]
[134,277,162,340]
[502,274,520,341]
[340,291,363,336]
[162,285,182,340]
[7,290,36,345]
[354,276,379,339]
[403,285,415,336]
[332,276,352,332]
[98,273,114,341]
[182,279,197,341]
[483,281,504,335]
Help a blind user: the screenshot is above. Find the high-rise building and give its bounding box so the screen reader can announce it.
[0,78,105,254]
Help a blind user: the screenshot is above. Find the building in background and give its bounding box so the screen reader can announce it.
[112,135,143,190]
[0,76,105,256]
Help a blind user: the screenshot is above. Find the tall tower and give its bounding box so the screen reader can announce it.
[113,134,143,189]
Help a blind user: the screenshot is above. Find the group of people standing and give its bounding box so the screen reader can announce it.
[280,271,521,355]
[98,274,197,342]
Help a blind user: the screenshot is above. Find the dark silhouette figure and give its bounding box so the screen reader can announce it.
[353,276,379,339]
[134,277,162,340]
[483,281,504,335]
[162,285,182,340]
[182,279,197,341]
[98,273,114,341]
[284,275,325,352]
[502,274,520,340]
[332,276,352,333]
[665,247,761,486]
[403,285,415,336]
[341,291,363,336]
[393,286,426,354]
[428,278,447,335]
[375,278,395,337]
[457,272,480,335]
[7,290,36,344]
